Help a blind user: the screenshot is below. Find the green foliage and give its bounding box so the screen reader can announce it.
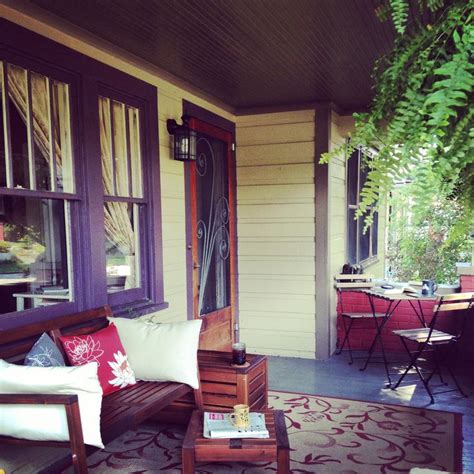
[390,0,409,34]
[387,185,472,283]
[0,241,10,253]
[321,0,474,228]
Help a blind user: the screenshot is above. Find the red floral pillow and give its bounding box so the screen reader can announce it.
[59,323,136,395]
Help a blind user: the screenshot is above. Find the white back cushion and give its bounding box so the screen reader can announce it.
[0,360,103,448]
[110,317,202,389]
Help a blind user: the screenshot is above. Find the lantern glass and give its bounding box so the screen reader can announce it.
[171,121,196,161]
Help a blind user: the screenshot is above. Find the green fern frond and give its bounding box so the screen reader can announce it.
[390,0,409,34]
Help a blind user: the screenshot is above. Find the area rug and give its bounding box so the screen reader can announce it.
[0,391,462,473]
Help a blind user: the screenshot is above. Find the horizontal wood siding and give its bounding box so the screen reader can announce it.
[328,112,351,354]
[236,111,316,358]
[328,112,387,353]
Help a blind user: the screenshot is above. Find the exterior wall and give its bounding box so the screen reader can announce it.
[328,112,351,354]
[329,112,387,354]
[0,3,234,324]
[236,111,316,358]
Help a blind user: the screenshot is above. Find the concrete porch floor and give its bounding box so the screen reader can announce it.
[268,352,474,471]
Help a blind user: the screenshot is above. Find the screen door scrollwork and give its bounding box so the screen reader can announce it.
[195,135,230,316]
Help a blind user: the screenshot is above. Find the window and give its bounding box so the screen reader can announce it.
[0,20,164,325]
[0,61,75,314]
[99,96,144,294]
[347,148,378,265]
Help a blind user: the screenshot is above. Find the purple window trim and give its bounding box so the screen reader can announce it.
[0,19,166,330]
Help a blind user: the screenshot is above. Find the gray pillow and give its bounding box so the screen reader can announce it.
[24,333,66,367]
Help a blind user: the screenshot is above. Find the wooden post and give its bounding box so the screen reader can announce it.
[314,103,332,359]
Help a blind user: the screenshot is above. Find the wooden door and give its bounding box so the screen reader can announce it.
[189,118,236,351]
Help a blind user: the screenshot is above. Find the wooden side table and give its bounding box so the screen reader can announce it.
[155,350,268,424]
[182,409,290,474]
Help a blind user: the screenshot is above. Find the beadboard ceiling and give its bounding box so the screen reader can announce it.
[30,0,396,112]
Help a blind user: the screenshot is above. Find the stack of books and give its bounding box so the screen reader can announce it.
[203,412,269,439]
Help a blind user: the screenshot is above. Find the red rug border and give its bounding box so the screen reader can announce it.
[269,389,463,472]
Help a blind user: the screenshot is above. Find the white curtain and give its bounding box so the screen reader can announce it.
[99,97,136,289]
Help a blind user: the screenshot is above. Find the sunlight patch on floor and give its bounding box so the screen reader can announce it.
[380,384,417,402]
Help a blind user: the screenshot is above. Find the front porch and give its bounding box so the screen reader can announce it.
[0,0,473,472]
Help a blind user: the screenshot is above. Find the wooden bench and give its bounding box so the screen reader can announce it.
[0,305,204,473]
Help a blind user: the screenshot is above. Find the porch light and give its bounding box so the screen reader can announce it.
[166,115,197,162]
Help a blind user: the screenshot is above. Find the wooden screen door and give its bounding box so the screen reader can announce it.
[189,118,236,351]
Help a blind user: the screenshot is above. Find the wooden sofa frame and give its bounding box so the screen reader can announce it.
[0,305,204,473]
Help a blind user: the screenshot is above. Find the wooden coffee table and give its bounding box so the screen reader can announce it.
[182,409,290,473]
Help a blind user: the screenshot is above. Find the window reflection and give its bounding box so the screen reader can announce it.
[0,196,72,313]
[104,202,140,292]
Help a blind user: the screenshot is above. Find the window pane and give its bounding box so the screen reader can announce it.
[0,196,72,314]
[0,63,6,187]
[358,217,370,262]
[372,211,379,257]
[347,149,359,206]
[52,80,74,192]
[347,207,357,264]
[7,64,29,189]
[99,97,114,195]
[128,106,142,198]
[31,72,51,191]
[112,101,129,197]
[104,202,140,292]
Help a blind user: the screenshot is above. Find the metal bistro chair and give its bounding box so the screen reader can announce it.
[392,292,474,403]
[335,274,385,364]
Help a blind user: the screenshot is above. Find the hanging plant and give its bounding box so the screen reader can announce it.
[321,0,474,226]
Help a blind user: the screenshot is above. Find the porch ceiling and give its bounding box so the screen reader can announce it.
[30,0,396,113]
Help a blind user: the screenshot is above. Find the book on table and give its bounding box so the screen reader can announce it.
[203,412,269,439]
[374,285,419,297]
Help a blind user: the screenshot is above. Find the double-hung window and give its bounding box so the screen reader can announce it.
[347,148,378,265]
[0,61,76,315]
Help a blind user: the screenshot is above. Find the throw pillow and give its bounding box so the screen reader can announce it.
[59,323,136,396]
[110,317,202,389]
[0,360,103,448]
[24,332,66,367]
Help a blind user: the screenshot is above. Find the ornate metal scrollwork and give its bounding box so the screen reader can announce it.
[196,137,230,315]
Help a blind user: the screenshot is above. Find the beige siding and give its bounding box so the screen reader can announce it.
[1,3,234,324]
[236,110,316,359]
[328,111,387,354]
[328,112,351,353]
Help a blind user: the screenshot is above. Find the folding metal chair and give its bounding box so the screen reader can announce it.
[391,292,474,403]
[334,274,385,364]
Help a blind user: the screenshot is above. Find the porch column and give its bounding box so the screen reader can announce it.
[314,103,331,359]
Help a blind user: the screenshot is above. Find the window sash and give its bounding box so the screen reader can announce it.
[347,148,378,265]
[0,60,75,195]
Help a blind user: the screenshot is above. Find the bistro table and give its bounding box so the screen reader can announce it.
[359,289,437,387]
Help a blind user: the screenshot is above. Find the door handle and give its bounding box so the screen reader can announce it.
[193,262,201,269]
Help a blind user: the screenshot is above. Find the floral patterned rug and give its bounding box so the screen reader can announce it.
[1,391,459,473]
[72,390,462,473]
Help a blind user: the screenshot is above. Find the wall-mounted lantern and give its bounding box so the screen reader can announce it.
[166,115,197,162]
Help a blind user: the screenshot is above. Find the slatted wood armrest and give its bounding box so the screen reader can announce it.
[0,393,87,473]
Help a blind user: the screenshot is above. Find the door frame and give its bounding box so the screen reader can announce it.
[183,101,238,343]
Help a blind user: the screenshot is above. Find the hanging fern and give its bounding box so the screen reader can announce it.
[322,0,474,228]
[390,0,409,33]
